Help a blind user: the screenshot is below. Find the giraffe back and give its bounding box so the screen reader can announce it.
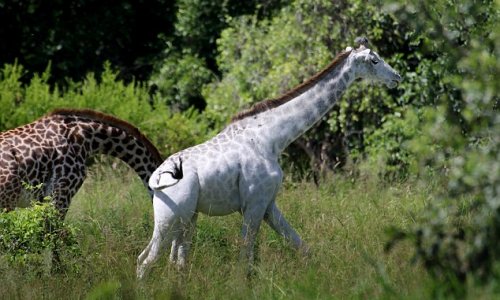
[0,109,162,216]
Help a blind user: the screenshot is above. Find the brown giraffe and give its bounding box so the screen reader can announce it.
[0,108,163,217]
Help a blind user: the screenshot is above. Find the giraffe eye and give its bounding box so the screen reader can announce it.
[371,59,379,65]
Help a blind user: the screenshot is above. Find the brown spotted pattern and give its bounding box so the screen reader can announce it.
[0,109,163,217]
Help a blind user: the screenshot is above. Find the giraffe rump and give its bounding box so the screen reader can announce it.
[149,156,183,190]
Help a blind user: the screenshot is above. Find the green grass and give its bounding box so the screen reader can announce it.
[1,165,434,299]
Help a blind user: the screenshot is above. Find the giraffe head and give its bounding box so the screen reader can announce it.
[345,37,402,88]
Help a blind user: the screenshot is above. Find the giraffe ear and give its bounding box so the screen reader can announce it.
[359,49,372,61]
[352,48,372,61]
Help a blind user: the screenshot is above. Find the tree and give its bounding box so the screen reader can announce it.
[150,0,286,110]
[0,0,176,84]
[385,0,499,293]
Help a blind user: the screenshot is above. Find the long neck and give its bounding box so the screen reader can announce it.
[249,58,354,154]
[64,117,162,194]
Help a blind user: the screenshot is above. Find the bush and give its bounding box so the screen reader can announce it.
[364,109,419,180]
[149,0,285,111]
[150,53,213,111]
[0,198,80,271]
[385,0,499,294]
[0,62,211,157]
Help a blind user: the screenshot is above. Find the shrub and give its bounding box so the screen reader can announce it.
[386,0,499,294]
[0,62,211,157]
[364,109,419,180]
[0,198,80,271]
[150,53,213,111]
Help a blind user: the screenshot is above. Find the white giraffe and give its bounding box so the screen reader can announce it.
[137,37,402,278]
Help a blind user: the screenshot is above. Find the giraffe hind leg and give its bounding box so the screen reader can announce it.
[169,237,180,264]
[137,172,199,279]
[174,212,198,268]
[137,217,182,279]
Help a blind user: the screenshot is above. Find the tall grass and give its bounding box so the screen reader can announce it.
[1,164,434,299]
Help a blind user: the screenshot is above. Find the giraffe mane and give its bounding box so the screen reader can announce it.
[230,49,352,123]
[48,108,163,164]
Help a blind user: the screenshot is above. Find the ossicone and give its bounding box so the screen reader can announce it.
[354,36,370,49]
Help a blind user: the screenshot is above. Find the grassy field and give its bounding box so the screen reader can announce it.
[1,165,436,299]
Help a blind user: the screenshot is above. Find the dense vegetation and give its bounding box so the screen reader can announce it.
[0,0,498,297]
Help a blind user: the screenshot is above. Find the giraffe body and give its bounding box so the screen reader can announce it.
[0,109,162,217]
[137,38,402,278]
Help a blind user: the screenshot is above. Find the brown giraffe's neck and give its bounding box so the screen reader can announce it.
[48,109,163,193]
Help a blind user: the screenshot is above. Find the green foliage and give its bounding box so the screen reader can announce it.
[0,63,24,130]
[175,0,228,57]
[0,0,176,83]
[85,280,122,300]
[174,0,284,57]
[384,0,500,293]
[150,53,213,111]
[141,107,214,156]
[364,110,418,180]
[0,62,211,157]
[150,0,285,110]
[0,200,79,269]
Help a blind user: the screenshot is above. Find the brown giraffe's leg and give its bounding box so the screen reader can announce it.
[0,170,22,211]
[0,149,22,211]
[44,161,86,272]
[48,158,87,218]
[45,184,80,272]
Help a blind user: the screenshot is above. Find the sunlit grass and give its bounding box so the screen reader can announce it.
[1,165,435,299]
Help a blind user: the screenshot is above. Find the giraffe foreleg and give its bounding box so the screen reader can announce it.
[239,205,267,275]
[264,201,310,255]
[48,160,87,218]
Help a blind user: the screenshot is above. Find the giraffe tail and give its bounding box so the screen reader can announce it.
[149,157,184,190]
